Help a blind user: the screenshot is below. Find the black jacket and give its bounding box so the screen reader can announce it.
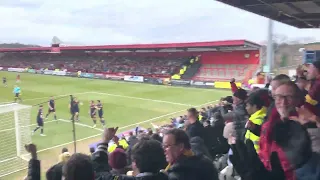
[92,143,168,180]
[186,120,205,141]
[27,159,40,180]
[233,103,248,141]
[167,155,218,180]
[46,162,64,180]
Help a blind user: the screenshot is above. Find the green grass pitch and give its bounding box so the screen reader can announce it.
[0,71,230,179]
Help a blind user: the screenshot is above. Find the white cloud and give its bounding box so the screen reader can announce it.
[0,0,319,46]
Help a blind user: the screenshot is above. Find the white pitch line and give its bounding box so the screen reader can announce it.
[0,156,17,164]
[91,91,194,107]
[119,99,219,129]
[0,120,57,133]
[0,91,92,104]
[58,119,103,132]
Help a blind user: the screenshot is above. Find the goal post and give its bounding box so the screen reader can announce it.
[0,103,32,178]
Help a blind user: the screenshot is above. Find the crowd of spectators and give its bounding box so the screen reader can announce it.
[0,53,186,76]
[24,60,320,180]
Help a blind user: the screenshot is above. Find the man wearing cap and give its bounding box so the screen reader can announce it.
[305,60,320,117]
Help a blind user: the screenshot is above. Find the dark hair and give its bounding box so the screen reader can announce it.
[151,133,162,143]
[89,147,95,154]
[246,93,264,110]
[62,148,68,153]
[272,74,290,83]
[63,153,94,180]
[252,86,260,91]
[187,108,198,117]
[205,120,211,125]
[138,134,150,141]
[254,89,272,107]
[165,129,191,149]
[131,139,167,173]
[213,112,223,121]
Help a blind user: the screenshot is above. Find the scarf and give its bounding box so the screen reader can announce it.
[164,149,194,171]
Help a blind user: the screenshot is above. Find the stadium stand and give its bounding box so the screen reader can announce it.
[0,53,187,77]
[193,51,260,82]
[0,51,260,82]
[0,40,262,81]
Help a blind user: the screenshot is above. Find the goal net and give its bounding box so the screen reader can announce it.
[0,103,32,178]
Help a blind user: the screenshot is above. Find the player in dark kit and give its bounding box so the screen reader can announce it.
[96,100,105,127]
[2,77,7,87]
[32,105,46,136]
[70,97,80,122]
[89,100,97,128]
[45,96,57,121]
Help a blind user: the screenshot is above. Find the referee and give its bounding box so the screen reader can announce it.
[13,85,22,102]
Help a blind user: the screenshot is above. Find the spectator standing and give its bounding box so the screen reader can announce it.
[47,150,71,180]
[63,153,94,180]
[259,82,308,180]
[244,93,267,152]
[127,131,139,165]
[296,76,309,97]
[108,136,129,153]
[24,144,40,180]
[90,147,95,155]
[163,129,218,180]
[305,60,320,117]
[232,88,248,141]
[128,131,138,145]
[265,74,291,121]
[210,113,229,156]
[59,148,70,162]
[185,108,205,141]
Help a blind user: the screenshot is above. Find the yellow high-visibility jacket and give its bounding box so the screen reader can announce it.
[108,139,129,153]
[245,107,266,152]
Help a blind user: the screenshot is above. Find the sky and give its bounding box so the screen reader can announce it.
[0,0,319,46]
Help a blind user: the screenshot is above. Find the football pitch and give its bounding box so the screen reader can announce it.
[0,72,230,179]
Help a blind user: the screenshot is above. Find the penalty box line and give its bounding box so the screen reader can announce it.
[35,98,219,154]
[0,91,92,105]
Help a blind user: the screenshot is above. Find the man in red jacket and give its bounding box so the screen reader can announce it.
[259,81,305,180]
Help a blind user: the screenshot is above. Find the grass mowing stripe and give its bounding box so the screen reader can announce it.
[91,91,194,107]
